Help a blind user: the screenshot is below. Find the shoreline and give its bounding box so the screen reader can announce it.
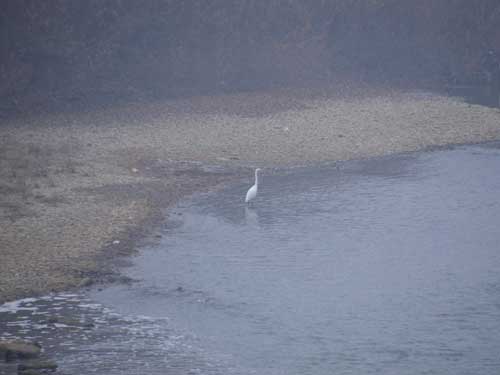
[1,85,500,304]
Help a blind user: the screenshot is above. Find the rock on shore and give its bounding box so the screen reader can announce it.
[18,359,58,372]
[0,340,41,362]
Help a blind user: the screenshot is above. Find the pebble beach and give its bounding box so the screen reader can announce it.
[1,85,499,304]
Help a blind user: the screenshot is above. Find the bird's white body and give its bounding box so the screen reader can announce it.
[245,168,261,203]
[245,184,257,203]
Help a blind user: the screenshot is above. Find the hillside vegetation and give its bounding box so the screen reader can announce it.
[1,0,499,111]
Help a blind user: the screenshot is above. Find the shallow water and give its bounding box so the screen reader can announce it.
[2,143,500,374]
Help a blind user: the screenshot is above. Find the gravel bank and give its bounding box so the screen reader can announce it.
[1,86,499,303]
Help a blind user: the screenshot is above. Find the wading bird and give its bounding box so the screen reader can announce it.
[245,168,261,203]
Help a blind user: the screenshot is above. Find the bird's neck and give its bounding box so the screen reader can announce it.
[254,171,259,187]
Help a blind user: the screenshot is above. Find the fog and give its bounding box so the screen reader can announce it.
[1,1,499,112]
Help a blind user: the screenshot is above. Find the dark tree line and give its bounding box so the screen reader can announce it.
[1,0,499,108]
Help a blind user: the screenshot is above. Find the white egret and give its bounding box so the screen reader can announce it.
[245,168,261,203]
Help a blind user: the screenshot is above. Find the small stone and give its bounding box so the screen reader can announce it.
[18,359,58,371]
[45,316,59,324]
[18,370,43,375]
[0,340,41,362]
[78,277,93,288]
[82,321,95,329]
[44,316,93,329]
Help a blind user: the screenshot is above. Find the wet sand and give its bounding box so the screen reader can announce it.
[1,85,499,303]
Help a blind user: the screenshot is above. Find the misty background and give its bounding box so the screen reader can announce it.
[1,0,500,113]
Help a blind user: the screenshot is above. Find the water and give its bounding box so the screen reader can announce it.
[447,84,500,108]
[2,143,500,374]
[0,294,215,374]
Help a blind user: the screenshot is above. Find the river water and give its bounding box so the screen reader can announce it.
[2,142,500,374]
